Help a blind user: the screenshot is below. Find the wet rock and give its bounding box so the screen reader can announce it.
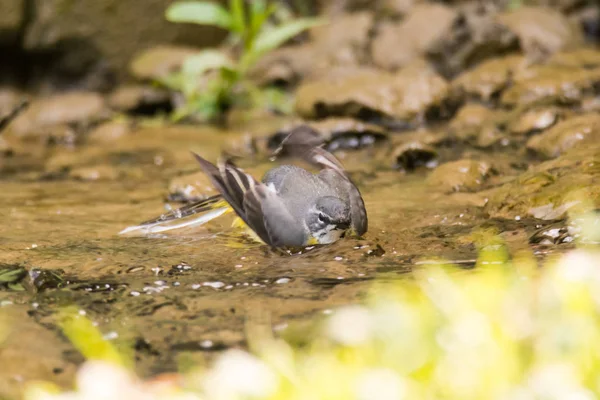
[427,2,518,77]
[86,121,132,144]
[295,59,457,127]
[497,7,583,61]
[526,113,600,158]
[426,159,491,193]
[129,45,199,81]
[309,11,373,66]
[250,12,373,85]
[267,118,388,153]
[24,268,65,293]
[475,125,509,149]
[529,221,577,245]
[108,85,172,115]
[168,171,220,203]
[392,141,438,171]
[371,4,457,71]
[6,92,107,139]
[485,145,600,220]
[509,107,560,136]
[548,48,600,69]
[500,64,600,106]
[581,96,600,113]
[449,103,495,141]
[452,55,529,101]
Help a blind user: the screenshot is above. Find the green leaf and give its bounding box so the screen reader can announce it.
[165,1,232,29]
[228,0,246,35]
[252,18,322,57]
[249,1,276,43]
[0,267,25,283]
[181,50,234,76]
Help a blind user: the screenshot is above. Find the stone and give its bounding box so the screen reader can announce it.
[107,85,172,114]
[129,45,200,81]
[6,92,107,139]
[266,118,388,153]
[427,2,518,77]
[392,141,438,171]
[452,55,529,101]
[548,48,600,69]
[449,103,495,141]
[485,145,600,220]
[87,121,132,144]
[250,12,373,85]
[509,107,560,136]
[426,159,491,193]
[500,64,600,106]
[372,4,458,71]
[295,59,456,126]
[526,113,600,158]
[496,7,583,61]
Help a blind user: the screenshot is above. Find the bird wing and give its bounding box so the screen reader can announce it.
[192,152,305,247]
[244,184,306,247]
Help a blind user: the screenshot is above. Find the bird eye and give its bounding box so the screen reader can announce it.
[318,213,327,223]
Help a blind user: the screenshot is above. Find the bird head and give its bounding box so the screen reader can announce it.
[305,196,351,244]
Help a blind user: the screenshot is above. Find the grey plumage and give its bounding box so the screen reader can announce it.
[119,128,368,247]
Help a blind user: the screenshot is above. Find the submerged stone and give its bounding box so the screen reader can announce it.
[426,159,491,193]
[526,113,600,158]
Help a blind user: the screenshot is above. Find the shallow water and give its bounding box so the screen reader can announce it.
[0,123,564,392]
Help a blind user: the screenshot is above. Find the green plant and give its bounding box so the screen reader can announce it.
[163,0,321,122]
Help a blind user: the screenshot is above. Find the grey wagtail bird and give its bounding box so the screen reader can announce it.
[119,127,368,248]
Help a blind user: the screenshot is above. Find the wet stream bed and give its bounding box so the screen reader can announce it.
[0,2,600,393]
[0,118,588,392]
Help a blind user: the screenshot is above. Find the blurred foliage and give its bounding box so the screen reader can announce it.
[22,209,600,399]
[163,0,321,122]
